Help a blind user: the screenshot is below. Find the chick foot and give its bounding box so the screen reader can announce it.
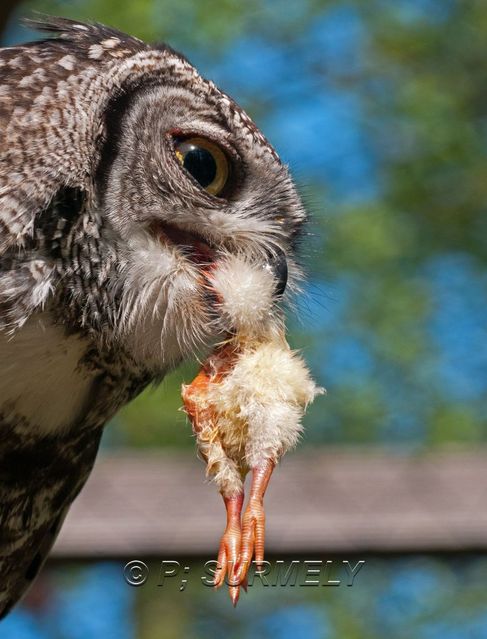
[234,459,275,587]
[214,492,245,606]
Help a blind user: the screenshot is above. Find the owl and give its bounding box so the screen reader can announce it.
[0,17,311,616]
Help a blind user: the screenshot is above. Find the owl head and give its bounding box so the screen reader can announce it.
[1,18,308,372]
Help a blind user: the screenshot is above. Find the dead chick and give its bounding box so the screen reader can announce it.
[182,331,322,605]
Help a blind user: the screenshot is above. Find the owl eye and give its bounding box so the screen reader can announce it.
[174,137,229,197]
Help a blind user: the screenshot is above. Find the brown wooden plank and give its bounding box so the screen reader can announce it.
[52,449,487,556]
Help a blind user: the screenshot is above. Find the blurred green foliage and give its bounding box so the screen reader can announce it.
[22,0,321,49]
[132,556,487,639]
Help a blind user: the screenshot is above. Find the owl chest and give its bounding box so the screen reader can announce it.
[0,312,97,436]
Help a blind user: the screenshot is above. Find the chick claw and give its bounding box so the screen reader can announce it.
[214,493,245,605]
[235,498,265,584]
[237,458,275,580]
[215,460,275,606]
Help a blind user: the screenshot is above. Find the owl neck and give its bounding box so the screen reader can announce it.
[0,309,154,438]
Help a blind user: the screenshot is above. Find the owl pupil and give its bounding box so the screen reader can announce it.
[183,147,217,189]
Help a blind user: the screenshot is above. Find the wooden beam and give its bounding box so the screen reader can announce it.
[53,449,487,556]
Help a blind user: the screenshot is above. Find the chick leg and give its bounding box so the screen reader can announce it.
[235,458,275,584]
[213,491,245,605]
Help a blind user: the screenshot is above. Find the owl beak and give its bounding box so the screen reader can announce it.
[151,220,214,264]
[266,248,288,297]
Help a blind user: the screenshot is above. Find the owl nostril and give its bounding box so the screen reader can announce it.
[264,248,288,297]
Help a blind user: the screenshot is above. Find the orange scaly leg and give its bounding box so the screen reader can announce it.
[235,458,275,584]
[213,491,244,606]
